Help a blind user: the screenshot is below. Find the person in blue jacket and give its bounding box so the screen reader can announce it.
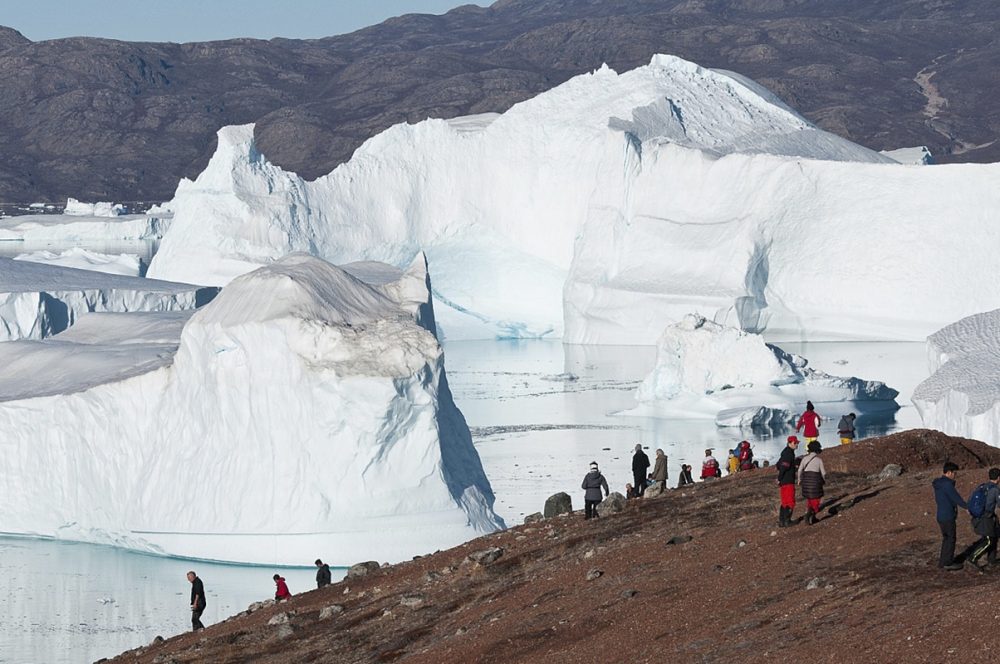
[933,462,967,570]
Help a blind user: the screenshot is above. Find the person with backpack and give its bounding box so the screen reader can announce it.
[701,448,721,480]
[737,440,754,471]
[776,435,800,527]
[933,462,967,570]
[273,574,292,600]
[651,449,668,491]
[797,440,826,524]
[960,468,1000,568]
[581,461,610,519]
[632,444,650,497]
[837,413,857,445]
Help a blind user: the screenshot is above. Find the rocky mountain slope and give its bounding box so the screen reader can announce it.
[3,0,1000,203]
[109,430,1000,663]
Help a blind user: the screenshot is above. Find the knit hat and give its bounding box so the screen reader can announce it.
[589,462,599,471]
[807,440,822,454]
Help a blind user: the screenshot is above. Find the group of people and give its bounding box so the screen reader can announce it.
[183,558,335,631]
[934,463,999,571]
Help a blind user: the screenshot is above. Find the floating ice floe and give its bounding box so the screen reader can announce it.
[913,309,1000,446]
[14,248,142,277]
[0,253,503,565]
[631,315,899,427]
[63,198,125,217]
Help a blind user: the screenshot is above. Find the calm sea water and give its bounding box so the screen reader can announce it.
[0,337,929,662]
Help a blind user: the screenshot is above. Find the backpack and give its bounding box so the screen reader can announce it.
[968,483,991,518]
[738,444,753,469]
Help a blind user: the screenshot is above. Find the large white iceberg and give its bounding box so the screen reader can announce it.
[633,314,899,426]
[0,257,216,341]
[63,197,125,217]
[0,211,169,242]
[14,248,142,277]
[144,54,1000,343]
[0,254,503,565]
[913,309,1000,445]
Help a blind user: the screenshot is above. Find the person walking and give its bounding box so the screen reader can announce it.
[933,462,967,570]
[632,444,650,497]
[776,435,800,527]
[581,462,610,519]
[274,574,292,600]
[315,559,332,589]
[701,448,721,480]
[837,413,857,445]
[797,440,826,524]
[651,449,668,491]
[961,468,1000,568]
[187,571,206,631]
[796,401,822,442]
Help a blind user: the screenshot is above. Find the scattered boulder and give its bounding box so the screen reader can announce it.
[644,483,665,499]
[667,534,693,545]
[878,464,904,480]
[467,547,504,566]
[346,561,381,580]
[524,512,544,524]
[267,612,290,626]
[151,636,164,645]
[597,492,627,516]
[621,589,639,598]
[274,623,294,639]
[586,568,603,581]
[400,594,425,608]
[319,604,345,620]
[247,599,275,613]
[544,492,573,518]
[806,577,825,590]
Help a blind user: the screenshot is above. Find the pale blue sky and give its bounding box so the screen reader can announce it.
[3,1,487,43]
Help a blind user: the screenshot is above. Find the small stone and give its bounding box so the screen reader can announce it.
[467,547,504,565]
[583,548,596,559]
[515,535,528,541]
[342,587,350,594]
[274,623,294,639]
[346,561,381,579]
[770,530,777,536]
[878,464,904,480]
[666,535,693,545]
[524,512,544,524]
[400,594,425,608]
[423,571,440,583]
[621,589,638,598]
[736,540,747,548]
[318,604,345,620]
[586,568,603,581]
[151,635,164,645]
[806,577,824,590]
[247,599,275,613]
[543,493,573,518]
[268,612,290,626]
[596,492,627,517]
[456,627,468,636]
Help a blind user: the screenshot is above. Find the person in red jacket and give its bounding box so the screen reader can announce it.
[795,401,822,442]
[273,574,292,601]
[701,448,721,480]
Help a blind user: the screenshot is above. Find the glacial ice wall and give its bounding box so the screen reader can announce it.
[913,309,1000,446]
[0,254,503,565]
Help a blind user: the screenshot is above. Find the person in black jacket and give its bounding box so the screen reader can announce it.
[632,444,650,497]
[315,559,332,588]
[187,571,206,631]
[933,462,967,570]
[581,462,610,519]
[959,467,1000,568]
[776,435,800,527]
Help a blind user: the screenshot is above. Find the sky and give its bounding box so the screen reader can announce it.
[2,1,487,43]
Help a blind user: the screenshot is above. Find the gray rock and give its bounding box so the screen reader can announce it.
[318,604,345,620]
[644,483,665,499]
[543,492,573,518]
[346,561,381,579]
[596,492,627,516]
[666,535,693,545]
[274,623,294,639]
[806,577,825,590]
[267,612,290,626]
[879,464,904,480]
[247,599,275,613]
[524,512,544,524]
[151,635,164,645]
[621,589,638,598]
[586,568,603,581]
[467,547,504,565]
[400,594,425,608]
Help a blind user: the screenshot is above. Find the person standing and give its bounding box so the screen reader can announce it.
[274,574,292,600]
[651,449,668,491]
[776,435,800,527]
[933,462,967,570]
[187,571,206,631]
[797,440,826,524]
[315,559,332,589]
[961,468,1000,568]
[632,444,650,497]
[727,450,739,475]
[581,462,610,519]
[837,413,857,445]
[796,401,822,442]
[701,448,721,480]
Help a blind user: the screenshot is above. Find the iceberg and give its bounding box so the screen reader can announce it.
[0,257,217,341]
[144,54,1000,344]
[63,198,125,217]
[0,254,503,565]
[913,309,1000,445]
[14,248,142,277]
[0,211,169,242]
[632,314,899,426]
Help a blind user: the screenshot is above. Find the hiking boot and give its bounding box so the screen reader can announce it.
[778,508,787,528]
[805,511,816,525]
[943,562,964,571]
